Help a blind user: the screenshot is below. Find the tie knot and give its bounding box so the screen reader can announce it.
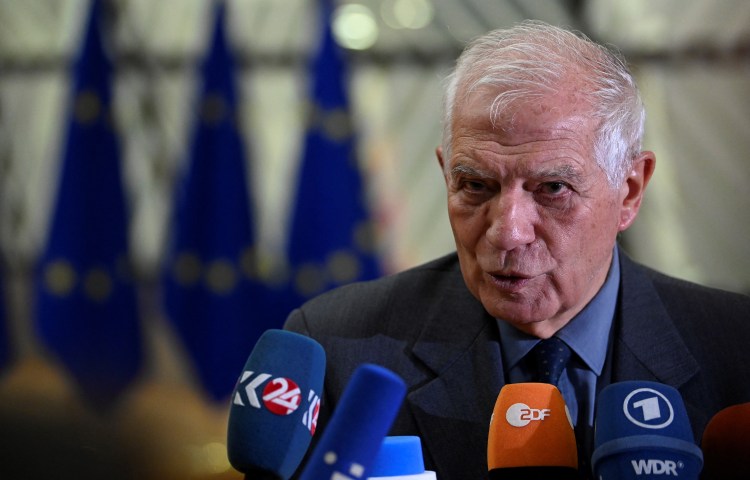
[531,336,571,386]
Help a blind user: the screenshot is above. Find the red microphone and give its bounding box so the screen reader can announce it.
[488,383,578,479]
[700,402,750,479]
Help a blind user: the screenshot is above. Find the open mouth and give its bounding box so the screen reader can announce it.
[489,273,533,291]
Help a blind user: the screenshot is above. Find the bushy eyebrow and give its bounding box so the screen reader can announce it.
[450,164,494,179]
[536,165,584,183]
[450,163,585,183]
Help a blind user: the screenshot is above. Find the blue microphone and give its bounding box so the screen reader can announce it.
[298,364,407,480]
[592,381,703,479]
[368,436,436,480]
[226,329,326,479]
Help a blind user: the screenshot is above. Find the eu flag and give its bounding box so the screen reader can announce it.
[286,0,382,305]
[162,4,267,401]
[34,0,142,408]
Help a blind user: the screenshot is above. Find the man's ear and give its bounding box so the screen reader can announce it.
[436,146,446,172]
[618,151,656,231]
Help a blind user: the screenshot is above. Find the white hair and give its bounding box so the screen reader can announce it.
[441,20,645,186]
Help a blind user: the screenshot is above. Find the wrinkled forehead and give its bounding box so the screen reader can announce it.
[455,82,599,139]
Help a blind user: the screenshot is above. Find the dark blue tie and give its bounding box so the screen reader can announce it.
[531,337,591,478]
[532,336,572,386]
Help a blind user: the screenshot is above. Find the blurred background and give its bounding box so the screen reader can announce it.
[0,0,748,478]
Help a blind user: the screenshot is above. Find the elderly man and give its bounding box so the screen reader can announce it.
[285,20,750,479]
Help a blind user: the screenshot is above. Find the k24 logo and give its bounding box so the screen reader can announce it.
[233,371,300,414]
[232,370,321,434]
[303,390,321,435]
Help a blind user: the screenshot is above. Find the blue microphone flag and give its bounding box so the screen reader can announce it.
[592,381,703,479]
[299,363,406,480]
[227,329,325,479]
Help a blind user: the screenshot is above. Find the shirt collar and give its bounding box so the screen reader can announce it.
[497,248,620,376]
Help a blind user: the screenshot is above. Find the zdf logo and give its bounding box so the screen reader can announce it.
[623,388,675,429]
[233,371,301,415]
[506,403,551,427]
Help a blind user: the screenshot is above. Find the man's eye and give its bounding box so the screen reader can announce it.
[540,182,570,195]
[464,180,487,192]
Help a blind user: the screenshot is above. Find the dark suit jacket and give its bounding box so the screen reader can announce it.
[284,248,750,479]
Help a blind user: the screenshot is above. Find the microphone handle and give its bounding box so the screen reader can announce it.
[243,468,282,480]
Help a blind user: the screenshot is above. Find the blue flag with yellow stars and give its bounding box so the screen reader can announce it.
[162,3,270,402]
[286,0,382,305]
[34,0,142,408]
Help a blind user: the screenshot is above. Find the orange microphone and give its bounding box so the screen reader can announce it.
[700,402,750,480]
[488,383,578,479]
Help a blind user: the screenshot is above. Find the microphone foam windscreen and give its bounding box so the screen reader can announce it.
[298,363,406,480]
[368,436,437,480]
[701,402,750,479]
[227,329,326,479]
[592,381,703,480]
[487,383,578,479]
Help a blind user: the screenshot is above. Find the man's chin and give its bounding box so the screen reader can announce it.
[481,293,544,321]
[506,319,563,338]
[483,303,567,337]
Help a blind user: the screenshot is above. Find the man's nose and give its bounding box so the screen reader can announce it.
[486,191,536,250]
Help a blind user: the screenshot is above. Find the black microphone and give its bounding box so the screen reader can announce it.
[298,363,406,480]
[592,381,703,479]
[226,329,325,479]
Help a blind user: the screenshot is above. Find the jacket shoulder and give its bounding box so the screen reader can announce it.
[637,260,750,321]
[284,253,464,338]
[619,252,750,385]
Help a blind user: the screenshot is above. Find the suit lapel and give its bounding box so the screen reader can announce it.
[613,252,704,428]
[614,252,700,387]
[406,272,503,478]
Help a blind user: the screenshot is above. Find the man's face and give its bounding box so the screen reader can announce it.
[439,87,640,337]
